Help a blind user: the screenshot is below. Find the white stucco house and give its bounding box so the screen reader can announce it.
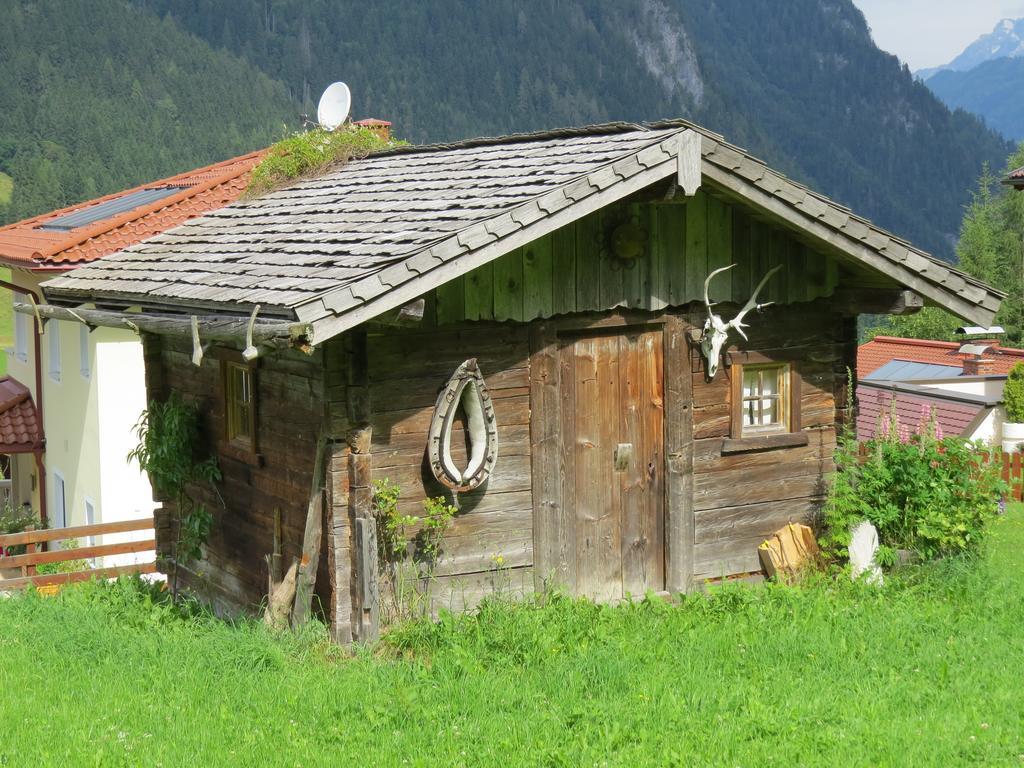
[0,152,261,563]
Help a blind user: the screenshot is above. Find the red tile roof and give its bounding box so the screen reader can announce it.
[0,152,263,271]
[856,383,985,441]
[0,377,41,453]
[858,336,1024,380]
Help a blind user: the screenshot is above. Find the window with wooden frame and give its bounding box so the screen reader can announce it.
[725,359,806,454]
[223,358,257,452]
[740,363,790,434]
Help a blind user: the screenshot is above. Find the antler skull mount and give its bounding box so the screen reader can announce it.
[699,265,783,378]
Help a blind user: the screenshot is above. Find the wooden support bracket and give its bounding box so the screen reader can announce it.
[13,302,311,350]
[369,298,426,328]
[291,430,327,628]
[830,288,925,316]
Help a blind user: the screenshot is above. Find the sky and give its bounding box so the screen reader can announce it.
[853,0,1024,70]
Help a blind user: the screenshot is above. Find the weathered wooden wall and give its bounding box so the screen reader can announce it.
[434,192,839,326]
[364,323,535,615]
[138,187,857,628]
[142,334,327,616]
[687,303,853,581]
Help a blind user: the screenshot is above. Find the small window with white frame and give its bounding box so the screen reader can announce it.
[79,324,90,379]
[739,363,791,435]
[84,498,96,546]
[13,292,28,361]
[52,470,66,529]
[47,319,61,383]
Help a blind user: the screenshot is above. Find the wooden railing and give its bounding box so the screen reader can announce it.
[0,517,156,590]
[999,452,1024,502]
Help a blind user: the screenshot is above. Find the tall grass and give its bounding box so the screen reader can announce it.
[1,508,1023,766]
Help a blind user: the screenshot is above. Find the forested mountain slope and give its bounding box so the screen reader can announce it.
[0,0,1011,262]
[0,0,293,225]
[132,0,1011,259]
[926,57,1024,142]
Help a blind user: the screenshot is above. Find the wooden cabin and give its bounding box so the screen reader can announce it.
[37,121,1002,643]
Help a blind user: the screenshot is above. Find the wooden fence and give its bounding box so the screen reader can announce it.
[0,518,156,590]
[998,452,1024,502]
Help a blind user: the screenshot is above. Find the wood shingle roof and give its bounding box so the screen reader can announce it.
[43,120,1004,345]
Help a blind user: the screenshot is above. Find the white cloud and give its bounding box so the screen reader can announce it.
[853,0,1024,70]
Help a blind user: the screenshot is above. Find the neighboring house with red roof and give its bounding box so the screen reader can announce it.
[0,151,261,556]
[858,335,1024,380]
[856,335,1016,445]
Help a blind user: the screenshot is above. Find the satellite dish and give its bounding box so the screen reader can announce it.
[317,82,351,131]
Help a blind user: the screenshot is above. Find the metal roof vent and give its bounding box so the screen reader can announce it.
[956,326,1004,336]
[957,343,995,356]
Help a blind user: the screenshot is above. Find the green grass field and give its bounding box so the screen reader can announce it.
[1,508,1022,766]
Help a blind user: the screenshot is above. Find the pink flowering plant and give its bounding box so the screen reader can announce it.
[822,383,1005,566]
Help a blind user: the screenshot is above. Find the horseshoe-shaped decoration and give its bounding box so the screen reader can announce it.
[427,358,498,495]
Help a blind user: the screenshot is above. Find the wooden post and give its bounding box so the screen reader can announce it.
[529,323,572,592]
[344,328,377,643]
[270,507,283,585]
[348,440,377,642]
[262,507,288,628]
[291,431,327,627]
[664,315,695,594]
[325,438,354,644]
[354,517,379,642]
[21,525,35,578]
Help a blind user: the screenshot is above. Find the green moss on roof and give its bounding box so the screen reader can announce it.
[246,126,402,197]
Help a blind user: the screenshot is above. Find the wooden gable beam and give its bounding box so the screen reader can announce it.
[298,130,704,346]
[700,166,998,326]
[13,302,311,350]
[830,288,924,316]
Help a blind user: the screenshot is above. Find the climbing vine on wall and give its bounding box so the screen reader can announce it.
[128,394,221,599]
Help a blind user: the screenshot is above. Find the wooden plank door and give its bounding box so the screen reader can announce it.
[561,327,665,600]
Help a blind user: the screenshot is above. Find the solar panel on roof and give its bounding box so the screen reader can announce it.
[38,187,184,232]
[865,360,963,381]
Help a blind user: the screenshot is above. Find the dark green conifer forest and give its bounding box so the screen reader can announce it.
[0,0,1015,265]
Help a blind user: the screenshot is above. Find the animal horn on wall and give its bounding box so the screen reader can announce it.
[699,265,782,379]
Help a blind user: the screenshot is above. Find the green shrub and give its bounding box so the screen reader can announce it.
[1004,361,1024,423]
[371,479,457,623]
[247,126,400,197]
[822,403,1005,564]
[0,504,39,556]
[128,394,220,598]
